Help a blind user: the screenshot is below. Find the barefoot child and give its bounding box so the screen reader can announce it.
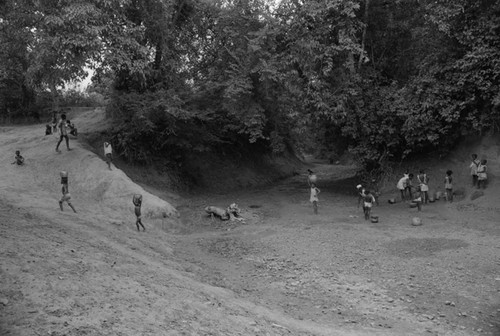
[362,190,376,220]
[133,194,146,231]
[477,159,488,189]
[417,170,429,204]
[307,169,317,187]
[104,142,113,170]
[356,184,366,208]
[470,154,480,187]
[413,187,423,211]
[59,171,77,213]
[444,170,453,202]
[55,114,71,152]
[11,150,25,165]
[310,183,320,214]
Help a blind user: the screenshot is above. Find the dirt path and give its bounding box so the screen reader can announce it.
[1,113,499,335]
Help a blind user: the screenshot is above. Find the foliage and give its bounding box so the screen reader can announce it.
[1,0,499,169]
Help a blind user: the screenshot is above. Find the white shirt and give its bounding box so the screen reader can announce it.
[104,143,112,155]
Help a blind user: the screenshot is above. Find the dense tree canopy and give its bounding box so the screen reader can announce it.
[1,0,499,168]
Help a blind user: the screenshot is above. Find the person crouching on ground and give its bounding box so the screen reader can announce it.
[310,183,320,215]
[104,142,113,170]
[11,150,25,165]
[444,170,453,202]
[363,190,376,220]
[133,194,146,231]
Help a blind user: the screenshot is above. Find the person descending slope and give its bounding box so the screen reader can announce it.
[133,194,146,232]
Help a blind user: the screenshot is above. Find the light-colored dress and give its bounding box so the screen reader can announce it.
[310,187,320,203]
[477,164,487,180]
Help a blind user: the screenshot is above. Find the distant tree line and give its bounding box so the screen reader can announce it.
[1,0,499,167]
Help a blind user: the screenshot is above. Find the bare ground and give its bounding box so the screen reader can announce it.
[1,110,499,336]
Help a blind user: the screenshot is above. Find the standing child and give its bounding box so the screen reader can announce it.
[307,169,317,187]
[133,194,146,231]
[470,154,480,187]
[444,170,453,202]
[477,159,488,189]
[310,183,320,215]
[104,142,113,170]
[362,190,376,220]
[413,187,423,211]
[356,184,366,208]
[55,114,71,152]
[397,174,408,201]
[417,170,429,204]
[59,171,77,213]
[11,150,25,165]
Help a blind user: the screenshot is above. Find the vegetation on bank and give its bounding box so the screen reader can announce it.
[1,0,499,169]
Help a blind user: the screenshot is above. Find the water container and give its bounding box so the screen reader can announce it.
[133,194,142,206]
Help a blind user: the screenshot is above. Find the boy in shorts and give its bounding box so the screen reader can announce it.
[133,194,146,231]
[59,172,77,213]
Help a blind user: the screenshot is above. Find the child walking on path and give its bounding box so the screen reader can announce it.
[104,142,113,170]
[362,190,376,220]
[11,150,25,165]
[59,171,77,213]
[133,194,146,231]
[477,159,488,189]
[310,183,320,215]
[444,170,453,202]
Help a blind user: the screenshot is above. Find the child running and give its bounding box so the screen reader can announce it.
[444,170,453,202]
[11,150,25,165]
[477,159,488,189]
[59,171,77,213]
[104,142,113,170]
[310,183,320,215]
[362,189,376,220]
[133,194,146,231]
